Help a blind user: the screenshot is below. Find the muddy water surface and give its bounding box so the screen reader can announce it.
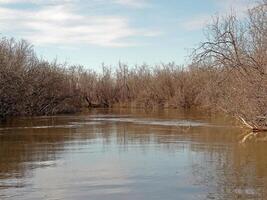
[0,109,266,200]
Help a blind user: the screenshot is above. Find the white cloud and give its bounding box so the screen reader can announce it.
[114,0,148,8]
[215,0,257,14]
[0,2,158,47]
[0,0,148,8]
[0,0,75,4]
[180,0,257,31]
[180,15,211,31]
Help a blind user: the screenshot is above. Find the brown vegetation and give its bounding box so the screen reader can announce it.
[192,1,267,131]
[0,1,266,130]
[0,38,82,120]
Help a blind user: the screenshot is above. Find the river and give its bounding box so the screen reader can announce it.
[0,109,266,200]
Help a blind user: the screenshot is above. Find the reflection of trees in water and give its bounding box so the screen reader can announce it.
[0,115,266,199]
[102,120,267,199]
[0,117,101,189]
[189,137,267,199]
[0,128,71,185]
[240,131,267,143]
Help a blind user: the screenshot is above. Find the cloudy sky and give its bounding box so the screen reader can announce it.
[0,0,256,70]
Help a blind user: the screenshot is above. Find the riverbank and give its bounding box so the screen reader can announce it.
[0,2,266,130]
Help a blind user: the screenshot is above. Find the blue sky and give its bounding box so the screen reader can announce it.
[0,0,256,70]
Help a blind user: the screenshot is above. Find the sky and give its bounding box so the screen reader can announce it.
[0,0,257,70]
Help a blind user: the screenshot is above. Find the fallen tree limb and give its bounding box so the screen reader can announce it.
[237,116,255,129]
[237,116,267,132]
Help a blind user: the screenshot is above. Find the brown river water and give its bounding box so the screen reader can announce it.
[0,109,266,200]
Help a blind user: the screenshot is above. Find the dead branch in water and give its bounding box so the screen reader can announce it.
[237,116,267,132]
[238,116,256,129]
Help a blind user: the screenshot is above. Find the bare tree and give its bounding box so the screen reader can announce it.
[193,1,267,130]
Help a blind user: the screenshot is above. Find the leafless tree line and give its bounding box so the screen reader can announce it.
[0,38,82,119]
[0,1,266,130]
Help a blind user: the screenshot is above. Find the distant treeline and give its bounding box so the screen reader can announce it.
[0,1,266,130]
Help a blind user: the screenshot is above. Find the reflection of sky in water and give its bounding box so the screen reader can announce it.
[0,111,266,200]
[8,140,197,200]
[0,118,209,131]
[87,117,209,127]
[0,118,208,131]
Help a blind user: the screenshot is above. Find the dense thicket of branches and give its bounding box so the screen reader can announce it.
[0,1,266,130]
[193,1,267,130]
[0,39,82,119]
